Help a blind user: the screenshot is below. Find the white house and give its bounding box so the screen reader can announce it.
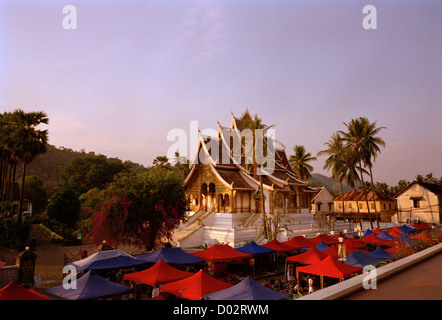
[394,181,442,225]
[311,187,334,215]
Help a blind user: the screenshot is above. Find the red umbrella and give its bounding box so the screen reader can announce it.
[283,236,314,249]
[297,255,362,279]
[123,259,194,286]
[261,239,295,253]
[286,247,327,265]
[0,282,52,300]
[360,233,393,247]
[191,244,252,262]
[372,228,383,234]
[413,223,431,231]
[387,230,402,238]
[159,270,233,300]
[343,238,366,249]
[389,226,403,234]
[309,234,339,246]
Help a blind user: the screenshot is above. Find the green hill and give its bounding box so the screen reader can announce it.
[309,173,352,196]
[15,144,147,190]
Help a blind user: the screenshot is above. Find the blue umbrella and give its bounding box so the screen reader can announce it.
[367,246,396,261]
[236,241,276,256]
[345,250,382,268]
[377,232,395,241]
[204,277,290,300]
[399,225,415,232]
[315,241,330,252]
[68,249,146,273]
[362,229,373,238]
[136,247,205,265]
[45,271,133,300]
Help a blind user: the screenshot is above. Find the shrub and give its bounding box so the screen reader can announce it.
[0,217,32,250]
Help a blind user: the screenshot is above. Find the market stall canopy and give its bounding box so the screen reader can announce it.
[282,236,314,249]
[45,271,133,300]
[68,249,146,273]
[322,245,339,258]
[204,276,290,300]
[286,247,327,265]
[361,229,373,238]
[413,223,431,231]
[136,247,205,265]
[399,225,416,232]
[344,238,366,249]
[344,250,382,268]
[236,241,276,256]
[123,259,194,286]
[372,228,382,234]
[389,226,404,234]
[159,270,233,300]
[367,246,396,261]
[377,232,395,241]
[314,241,330,252]
[261,239,295,253]
[360,233,393,247]
[387,230,402,238]
[191,244,252,262]
[309,234,339,245]
[297,255,362,279]
[0,282,52,300]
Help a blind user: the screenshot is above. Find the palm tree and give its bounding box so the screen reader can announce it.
[360,119,386,228]
[339,117,375,229]
[289,145,317,181]
[9,110,49,225]
[317,132,347,222]
[424,173,436,184]
[152,156,170,169]
[337,149,367,231]
[172,152,190,179]
[242,113,275,240]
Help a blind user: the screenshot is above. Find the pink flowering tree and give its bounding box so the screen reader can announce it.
[88,168,186,251]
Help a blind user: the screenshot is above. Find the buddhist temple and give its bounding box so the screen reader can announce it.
[175,110,319,248]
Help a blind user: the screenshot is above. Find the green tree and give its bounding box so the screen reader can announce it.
[152,155,171,169]
[359,118,386,228]
[89,169,186,250]
[317,132,347,221]
[23,175,47,215]
[171,152,190,180]
[5,110,49,225]
[339,117,384,229]
[243,113,275,240]
[45,186,81,229]
[61,155,128,194]
[289,145,317,181]
[337,149,367,231]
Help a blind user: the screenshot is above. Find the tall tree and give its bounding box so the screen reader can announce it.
[243,113,275,239]
[359,118,386,228]
[152,155,171,169]
[317,132,347,222]
[337,149,367,231]
[289,145,317,181]
[339,117,375,229]
[6,110,49,225]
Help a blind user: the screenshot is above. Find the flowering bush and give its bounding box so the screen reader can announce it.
[87,169,186,250]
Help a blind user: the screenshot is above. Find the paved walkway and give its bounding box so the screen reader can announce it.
[346,251,442,300]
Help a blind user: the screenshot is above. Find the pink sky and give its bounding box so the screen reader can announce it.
[1,0,441,186]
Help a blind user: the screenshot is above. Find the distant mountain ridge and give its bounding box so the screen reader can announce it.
[17,144,147,189]
[309,173,352,196]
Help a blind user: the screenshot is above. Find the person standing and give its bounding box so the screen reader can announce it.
[308,276,314,294]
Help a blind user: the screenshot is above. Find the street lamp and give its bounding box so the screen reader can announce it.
[337,232,346,262]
